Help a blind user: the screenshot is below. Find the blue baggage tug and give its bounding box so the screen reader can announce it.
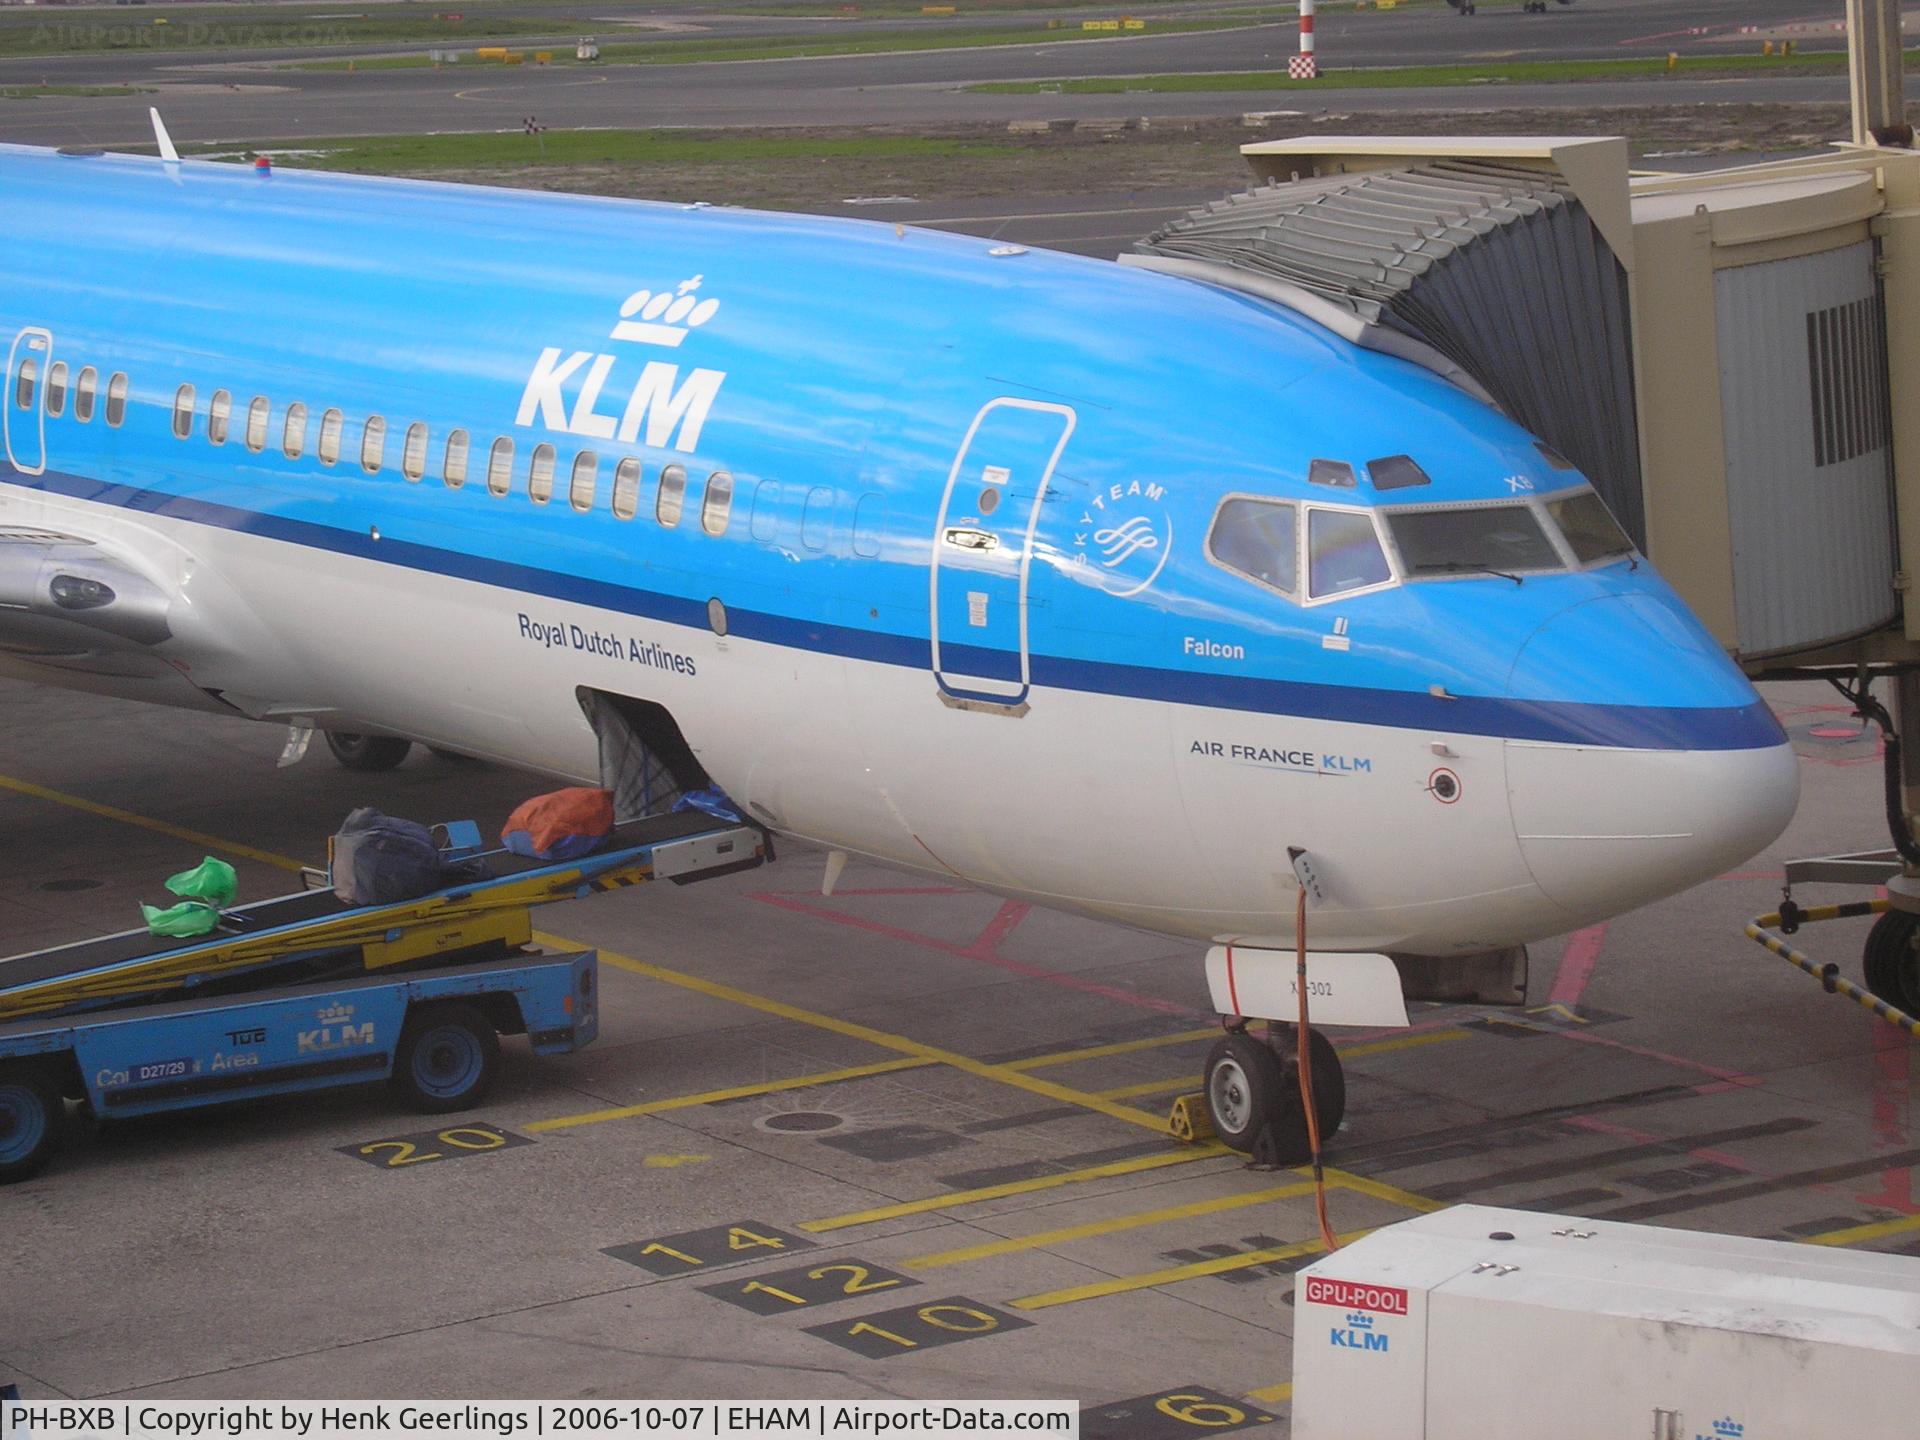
[0,810,768,1181]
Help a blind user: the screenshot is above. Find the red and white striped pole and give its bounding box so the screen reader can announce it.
[1290,0,1318,80]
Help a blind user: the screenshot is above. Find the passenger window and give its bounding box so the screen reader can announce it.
[45,362,67,419]
[801,485,832,551]
[1386,504,1562,578]
[701,471,733,536]
[13,357,35,411]
[853,493,884,558]
[245,396,269,453]
[611,458,640,520]
[318,407,343,467]
[528,443,555,504]
[1308,509,1393,598]
[101,372,123,428]
[444,429,469,489]
[750,479,781,541]
[207,389,232,447]
[360,415,386,475]
[79,368,101,425]
[487,437,513,497]
[570,452,597,513]
[171,383,195,440]
[402,422,428,482]
[283,402,308,460]
[1206,497,1296,596]
[656,464,686,527]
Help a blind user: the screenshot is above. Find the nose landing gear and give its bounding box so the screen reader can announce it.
[1202,1023,1346,1165]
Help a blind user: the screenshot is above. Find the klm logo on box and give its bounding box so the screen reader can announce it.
[1330,1311,1389,1352]
[1696,1421,1744,1440]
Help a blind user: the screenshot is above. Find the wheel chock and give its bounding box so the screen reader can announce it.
[1169,1092,1214,1143]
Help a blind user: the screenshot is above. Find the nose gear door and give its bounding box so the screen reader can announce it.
[4,328,51,478]
[929,398,1074,710]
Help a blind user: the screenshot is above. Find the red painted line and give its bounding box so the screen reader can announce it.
[1225,944,1242,1015]
[747,891,1195,1016]
[964,899,1032,958]
[1548,923,1608,1007]
[772,886,971,897]
[1860,1021,1917,1214]
[1548,1025,1766,1090]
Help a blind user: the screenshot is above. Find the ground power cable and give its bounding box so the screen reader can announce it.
[1293,882,1340,1254]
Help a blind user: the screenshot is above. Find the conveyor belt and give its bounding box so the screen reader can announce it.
[0,810,756,1020]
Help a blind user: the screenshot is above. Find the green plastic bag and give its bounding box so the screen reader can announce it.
[141,901,220,939]
[166,856,237,907]
[139,856,237,937]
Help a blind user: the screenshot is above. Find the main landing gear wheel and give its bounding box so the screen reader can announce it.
[393,1002,500,1113]
[1863,910,1920,1012]
[0,1063,65,1185]
[1203,1027,1347,1161]
[324,731,413,771]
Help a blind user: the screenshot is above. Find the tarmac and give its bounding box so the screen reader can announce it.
[1,674,1916,1424]
[0,0,1888,147]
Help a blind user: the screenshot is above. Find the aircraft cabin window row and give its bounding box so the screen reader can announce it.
[162,386,740,538]
[18,360,126,429]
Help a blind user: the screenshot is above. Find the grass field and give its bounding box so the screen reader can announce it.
[967,48,1875,93]
[0,85,151,100]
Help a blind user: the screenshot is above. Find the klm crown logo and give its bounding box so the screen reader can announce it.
[316,1002,354,1026]
[612,276,720,348]
[1345,1313,1374,1330]
[1710,1422,1744,1439]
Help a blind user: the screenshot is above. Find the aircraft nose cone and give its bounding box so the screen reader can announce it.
[1505,596,1800,924]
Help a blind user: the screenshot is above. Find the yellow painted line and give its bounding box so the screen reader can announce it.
[1003,1027,1220,1071]
[904,1180,1318,1267]
[526,1057,935,1132]
[800,1145,1231,1233]
[557,937,1176,1133]
[1098,1075,1201,1101]
[1325,1169,1447,1213]
[1805,1212,1920,1247]
[1246,1383,1292,1405]
[1342,1028,1470,1059]
[1011,1227,1377,1310]
[0,772,308,873]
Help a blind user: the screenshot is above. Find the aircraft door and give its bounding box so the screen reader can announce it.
[3,328,51,478]
[930,398,1075,708]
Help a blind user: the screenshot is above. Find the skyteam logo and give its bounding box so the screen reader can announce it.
[516,282,728,454]
[612,276,721,348]
[1073,478,1173,598]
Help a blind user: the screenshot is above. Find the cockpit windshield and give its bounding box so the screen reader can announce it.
[1547,490,1635,564]
[1385,504,1563,579]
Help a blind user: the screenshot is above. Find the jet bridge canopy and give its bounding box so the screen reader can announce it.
[1129,137,1643,548]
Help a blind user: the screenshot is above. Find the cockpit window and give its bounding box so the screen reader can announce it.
[1366,455,1431,491]
[1206,497,1297,597]
[1534,440,1578,472]
[1308,508,1392,598]
[1548,490,1634,564]
[1307,459,1356,489]
[1387,504,1562,579]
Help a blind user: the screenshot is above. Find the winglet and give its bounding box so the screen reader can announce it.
[150,107,179,164]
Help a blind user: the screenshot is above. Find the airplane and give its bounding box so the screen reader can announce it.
[0,138,1797,1156]
[1446,0,1574,13]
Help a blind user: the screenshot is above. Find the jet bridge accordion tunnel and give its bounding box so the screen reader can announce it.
[1133,136,1920,675]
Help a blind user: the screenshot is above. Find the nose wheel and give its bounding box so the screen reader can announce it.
[1202,1025,1346,1163]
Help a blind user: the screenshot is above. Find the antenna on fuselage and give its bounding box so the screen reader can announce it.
[150,108,180,165]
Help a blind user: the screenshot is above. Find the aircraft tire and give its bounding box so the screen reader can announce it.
[1205,1033,1287,1153]
[1862,911,1920,1011]
[324,731,414,771]
[1271,1024,1346,1137]
[393,1002,500,1113]
[0,1063,65,1185]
